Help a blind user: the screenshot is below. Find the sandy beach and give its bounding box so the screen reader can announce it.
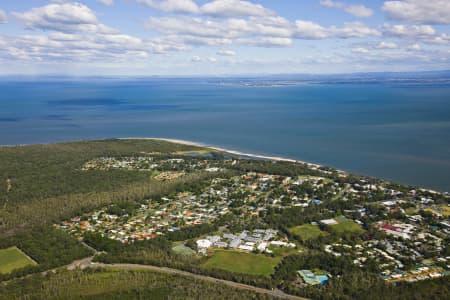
[119,137,322,168]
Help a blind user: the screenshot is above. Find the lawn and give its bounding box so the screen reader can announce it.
[202,250,282,276]
[330,220,365,235]
[289,224,328,241]
[0,246,37,274]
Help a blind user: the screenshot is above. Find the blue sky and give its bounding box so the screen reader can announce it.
[0,0,449,75]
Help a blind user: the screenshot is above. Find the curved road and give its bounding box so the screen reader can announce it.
[73,259,307,300]
[4,254,307,300]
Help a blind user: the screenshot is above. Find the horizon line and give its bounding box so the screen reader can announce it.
[0,69,450,79]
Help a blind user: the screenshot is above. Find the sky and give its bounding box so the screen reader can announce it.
[0,0,449,75]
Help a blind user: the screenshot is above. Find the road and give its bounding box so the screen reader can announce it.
[73,260,308,300]
[3,250,308,300]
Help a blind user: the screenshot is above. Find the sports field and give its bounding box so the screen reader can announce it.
[202,250,282,276]
[0,246,37,274]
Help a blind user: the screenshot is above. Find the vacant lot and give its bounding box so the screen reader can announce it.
[202,250,282,276]
[0,246,37,274]
[289,224,328,241]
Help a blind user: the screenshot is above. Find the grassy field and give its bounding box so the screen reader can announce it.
[289,224,328,241]
[202,250,282,276]
[330,220,365,235]
[0,246,37,274]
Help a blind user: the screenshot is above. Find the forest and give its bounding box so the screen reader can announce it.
[0,268,276,300]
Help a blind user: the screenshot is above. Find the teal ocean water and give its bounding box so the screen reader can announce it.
[0,78,449,192]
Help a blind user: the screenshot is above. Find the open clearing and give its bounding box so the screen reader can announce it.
[289,224,328,241]
[0,246,37,274]
[202,250,282,276]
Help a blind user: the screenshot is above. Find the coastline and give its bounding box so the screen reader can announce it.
[1,137,446,193]
[119,137,322,168]
[121,138,448,194]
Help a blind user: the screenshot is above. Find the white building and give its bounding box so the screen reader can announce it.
[197,239,212,249]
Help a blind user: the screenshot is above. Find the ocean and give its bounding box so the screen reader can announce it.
[1,77,449,192]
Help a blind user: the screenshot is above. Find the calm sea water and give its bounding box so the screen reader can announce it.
[1,78,449,192]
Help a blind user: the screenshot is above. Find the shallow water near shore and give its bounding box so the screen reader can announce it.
[1,78,449,192]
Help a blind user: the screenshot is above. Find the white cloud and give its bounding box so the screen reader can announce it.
[137,0,199,13]
[237,36,292,47]
[375,41,398,49]
[6,0,449,73]
[294,20,329,39]
[320,0,373,18]
[423,34,450,45]
[201,0,274,18]
[12,3,104,33]
[4,2,192,63]
[382,24,436,38]
[217,49,236,56]
[382,0,450,24]
[98,0,114,6]
[0,10,7,24]
[145,16,293,47]
[173,34,232,46]
[0,30,188,63]
[407,43,421,50]
[382,24,450,45]
[145,17,228,38]
[352,47,369,53]
[137,0,275,18]
[295,20,380,39]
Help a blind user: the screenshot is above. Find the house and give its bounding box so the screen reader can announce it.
[223,233,237,240]
[229,239,242,249]
[257,242,268,251]
[381,223,414,240]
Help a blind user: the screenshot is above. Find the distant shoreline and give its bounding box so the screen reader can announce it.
[120,138,447,194]
[119,137,322,168]
[1,137,446,193]
[0,137,318,167]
